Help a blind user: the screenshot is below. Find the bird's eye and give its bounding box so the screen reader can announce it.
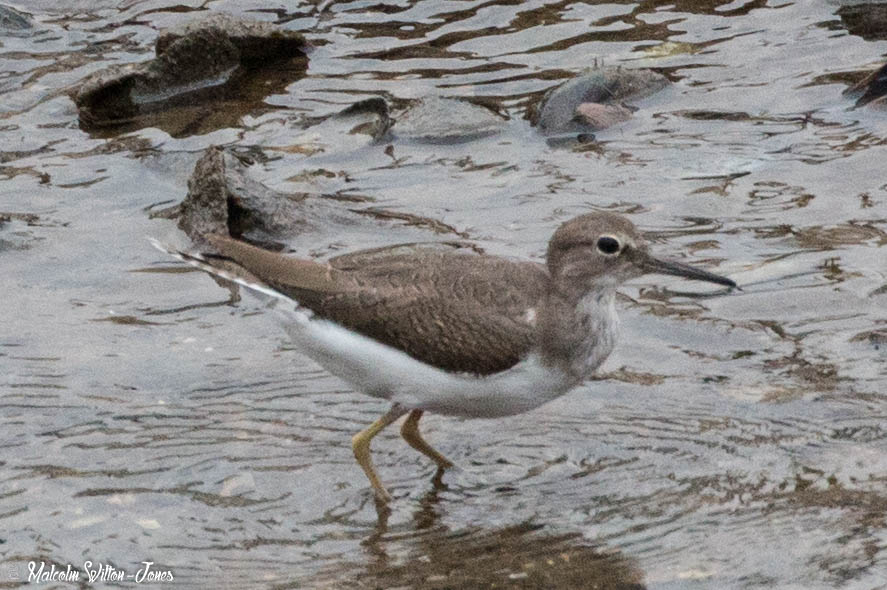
[596,236,621,255]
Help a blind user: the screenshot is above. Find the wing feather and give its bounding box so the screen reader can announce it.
[205,235,549,375]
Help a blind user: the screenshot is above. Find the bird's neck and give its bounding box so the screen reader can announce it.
[537,282,619,382]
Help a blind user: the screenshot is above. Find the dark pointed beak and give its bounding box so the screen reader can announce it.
[635,250,737,288]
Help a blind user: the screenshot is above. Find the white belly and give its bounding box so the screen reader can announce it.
[275,306,578,419]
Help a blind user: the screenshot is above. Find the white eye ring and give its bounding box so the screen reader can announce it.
[596,235,621,255]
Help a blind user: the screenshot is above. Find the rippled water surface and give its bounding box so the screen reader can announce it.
[2,1,886,588]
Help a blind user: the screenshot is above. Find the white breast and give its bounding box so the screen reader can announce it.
[570,290,619,379]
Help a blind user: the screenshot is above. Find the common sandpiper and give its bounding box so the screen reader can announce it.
[152,212,736,502]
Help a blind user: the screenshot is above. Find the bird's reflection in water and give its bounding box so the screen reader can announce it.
[360,467,449,567]
[315,478,647,589]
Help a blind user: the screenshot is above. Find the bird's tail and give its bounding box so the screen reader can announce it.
[148,238,315,326]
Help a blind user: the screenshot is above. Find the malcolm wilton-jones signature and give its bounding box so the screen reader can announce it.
[16,561,173,584]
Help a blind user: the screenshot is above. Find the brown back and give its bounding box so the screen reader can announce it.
[207,236,549,375]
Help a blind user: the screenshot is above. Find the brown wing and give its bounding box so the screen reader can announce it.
[206,235,549,375]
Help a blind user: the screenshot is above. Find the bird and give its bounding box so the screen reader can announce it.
[151,212,736,502]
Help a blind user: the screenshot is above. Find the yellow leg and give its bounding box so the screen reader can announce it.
[352,404,408,502]
[400,410,453,470]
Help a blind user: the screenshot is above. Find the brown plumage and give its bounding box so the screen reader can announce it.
[207,234,547,375]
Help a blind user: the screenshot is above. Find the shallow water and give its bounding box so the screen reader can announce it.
[1,1,886,588]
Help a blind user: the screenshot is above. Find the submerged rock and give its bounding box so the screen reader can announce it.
[334,97,393,142]
[844,62,887,109]
[536,67,670,135]
[286,96,504,153]
[393,96,507,143]
[160,146,468,255]
[286,97,393,153]
[0,211,42,251]
[0,4,34,34]
[73,13,308,129]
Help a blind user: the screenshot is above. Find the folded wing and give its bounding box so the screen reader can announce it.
[207,235,549,375]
